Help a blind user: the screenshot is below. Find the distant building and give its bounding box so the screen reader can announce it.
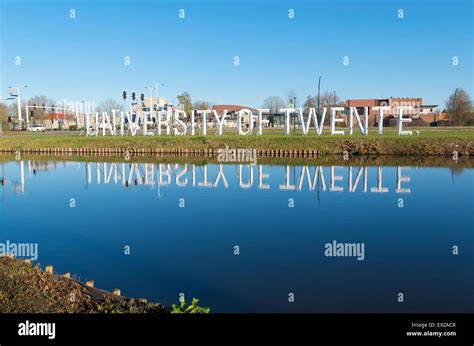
[211,105,264,127]
[46,113,77,130]
[212,105,258,117]
[132,97,173,123]
[345,97,438,126]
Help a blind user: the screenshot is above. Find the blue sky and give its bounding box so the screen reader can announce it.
[1,0,472,108]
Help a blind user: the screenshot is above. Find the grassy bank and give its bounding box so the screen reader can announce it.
[0,256,166,313]
[0,128,473,156]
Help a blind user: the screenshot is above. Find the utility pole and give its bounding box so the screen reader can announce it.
[333,91,336,106]
[25,97,29,128]
[9,86,28,129]
[81,101,86,129]
[144,86,154,124]
[17,89,22,124]
[155,82,164,107]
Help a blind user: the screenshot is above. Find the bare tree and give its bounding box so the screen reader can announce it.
[0,103,8,132]
[320,91,342,107]
[445,88,472,126]
[26,95,55,123]
[96,98,124,113]
[193,100,211,110]
[287,90,298,107]
[303,95,317,113]
[4,103,21,129]
[304,91,342,112]
[262,96,286,114]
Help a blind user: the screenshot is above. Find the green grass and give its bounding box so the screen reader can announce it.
[0,127,473,155]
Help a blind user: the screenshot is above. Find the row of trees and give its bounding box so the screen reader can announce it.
[262,90,343,114]
[177,91,212,114]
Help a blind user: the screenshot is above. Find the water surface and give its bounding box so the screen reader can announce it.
[0,157,472,312]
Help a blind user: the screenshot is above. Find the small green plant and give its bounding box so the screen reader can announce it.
[171,298,210,314]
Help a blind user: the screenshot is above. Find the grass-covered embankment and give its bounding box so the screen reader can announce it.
[0,128,473,156]
[0,256,166,313]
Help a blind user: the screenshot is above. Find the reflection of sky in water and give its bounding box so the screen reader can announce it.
[0,160,473,313]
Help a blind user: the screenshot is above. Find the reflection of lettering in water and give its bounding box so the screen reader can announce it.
[83,162,411,194]
[1,161,412,195]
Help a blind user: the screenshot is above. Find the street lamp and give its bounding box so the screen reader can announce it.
[144,86,154,111]
[81,101,86,129]
[8,85,28,128]
[155,82,165,107]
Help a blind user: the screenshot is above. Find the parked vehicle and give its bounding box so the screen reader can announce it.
[27,124,46,132]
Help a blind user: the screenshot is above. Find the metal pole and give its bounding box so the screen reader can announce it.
[25,97,29,128]
[82,101,86,130]
[17,88,22,124]
[147,87,153,130]
[149,88,152,110]
[155,83,158,121]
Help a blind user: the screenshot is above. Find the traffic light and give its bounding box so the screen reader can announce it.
[140,93,144,102]
[51,105,55,113]
[153,104,157,111]
[30,111,34,117]
[33,103,37,110]
[42,104,46,111]
[132,92,136,100]
[122,91,127,99]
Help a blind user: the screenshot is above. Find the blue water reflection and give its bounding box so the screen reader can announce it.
[0,159,472,312]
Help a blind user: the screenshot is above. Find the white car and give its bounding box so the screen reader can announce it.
[27,125,46,132]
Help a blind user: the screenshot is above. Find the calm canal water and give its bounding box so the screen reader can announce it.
[0,158,473,313]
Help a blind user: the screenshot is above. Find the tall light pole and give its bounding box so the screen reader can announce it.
[145,86,154,112]
[81,101,86,129]
[155,82,164,107]
[146,83,165,125]
[145,86,156,129]
[9,85,28,128]
[25,96,29,128]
